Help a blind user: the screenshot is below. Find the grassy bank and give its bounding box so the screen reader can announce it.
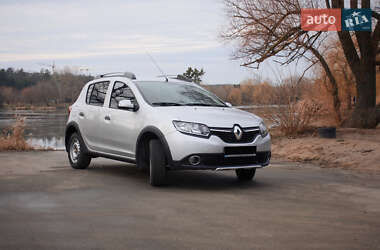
[1,103,70,111]
[0,118,33,151]
[272,128,380,173]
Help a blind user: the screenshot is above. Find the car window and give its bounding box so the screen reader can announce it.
[86,84,94,104]
[109,81,136,109]
[87,81,110,106]
[135,81,226,107]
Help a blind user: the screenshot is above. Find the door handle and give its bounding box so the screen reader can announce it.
[79,112,85,117]
[104,115,111,121]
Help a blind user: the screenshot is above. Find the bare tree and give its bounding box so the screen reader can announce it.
[329,0,379,128]
[222,0,380,127]
[319,38,356,111]
[228,87,243,105]
[1,87,20,105]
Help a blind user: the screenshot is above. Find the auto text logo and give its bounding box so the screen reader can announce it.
[301,8,372,31]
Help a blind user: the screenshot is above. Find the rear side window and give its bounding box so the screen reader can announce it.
[86,81,110,106]
[86,85,94,103]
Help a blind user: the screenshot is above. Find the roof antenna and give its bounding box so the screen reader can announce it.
[146,52,168,82]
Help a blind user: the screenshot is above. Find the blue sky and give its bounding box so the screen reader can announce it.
[0,0,299,84]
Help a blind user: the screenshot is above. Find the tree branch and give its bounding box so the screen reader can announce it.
[350,0,357,8]
[373,20,380,49]
[325,0,331,8]
[296,60,318,85]
[373,11,380,20]
[361,0,370,8]
[309,46,341,122]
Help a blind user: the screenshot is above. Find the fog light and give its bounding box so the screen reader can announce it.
[188,155,201,166]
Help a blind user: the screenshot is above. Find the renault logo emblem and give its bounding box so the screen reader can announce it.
[233,125,243,140]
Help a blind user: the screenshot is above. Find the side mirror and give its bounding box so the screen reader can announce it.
[118,99,136,111]
[225,102,232,107]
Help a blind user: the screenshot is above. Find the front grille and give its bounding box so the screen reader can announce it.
[201,152,270,166]
[210,126,260,143]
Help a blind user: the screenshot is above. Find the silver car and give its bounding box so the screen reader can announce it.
[65,72,271,186]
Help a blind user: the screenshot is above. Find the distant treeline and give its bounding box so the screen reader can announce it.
[0,68,93,107]
[0,68,52,89]
[0,67,313,108]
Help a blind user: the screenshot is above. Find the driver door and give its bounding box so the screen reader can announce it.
[99,81,139,158]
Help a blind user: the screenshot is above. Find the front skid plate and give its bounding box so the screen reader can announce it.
[168,163,268,171]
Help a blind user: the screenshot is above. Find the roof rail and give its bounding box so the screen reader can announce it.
[96,72,136,80]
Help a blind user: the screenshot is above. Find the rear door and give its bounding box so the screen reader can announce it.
[99,81,140,158]
[79,81,110,151]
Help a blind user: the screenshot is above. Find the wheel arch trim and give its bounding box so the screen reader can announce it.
[65,121,88,153]
[136,126,173,165]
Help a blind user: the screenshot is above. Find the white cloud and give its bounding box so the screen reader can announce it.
[0,0,222,60]
[0,0,298,84]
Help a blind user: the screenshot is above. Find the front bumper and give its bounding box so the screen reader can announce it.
[165,130,271,161]
[169,151,271,171]
[164,129,271,170]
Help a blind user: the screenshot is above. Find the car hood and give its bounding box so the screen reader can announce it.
[155,106,262,128]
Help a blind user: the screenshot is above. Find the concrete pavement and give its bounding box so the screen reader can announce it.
[0,151,379,249]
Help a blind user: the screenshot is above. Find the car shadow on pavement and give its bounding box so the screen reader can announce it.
[165,170,269,191]
[87,163,147,179]
[86,163,271,191]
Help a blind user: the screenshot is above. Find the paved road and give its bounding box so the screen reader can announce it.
[0,151,379,250]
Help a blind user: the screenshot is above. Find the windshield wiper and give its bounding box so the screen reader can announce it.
[184,103,226,107]
[152,102,184,106]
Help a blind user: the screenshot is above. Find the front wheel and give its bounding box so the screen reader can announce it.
[149,139,167,186]
[68,133,91,169]
[235,168,256,181]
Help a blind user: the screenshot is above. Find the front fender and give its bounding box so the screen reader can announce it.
[136,126,173,165]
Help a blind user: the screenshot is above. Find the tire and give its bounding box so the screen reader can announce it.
[68,133,91,169]
[149,139,167,186]
[235,168,256,181]
[137,142,150,174]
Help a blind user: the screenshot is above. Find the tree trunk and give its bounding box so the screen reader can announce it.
[310,47,342,124]
[340,27,378,128]
[347,93,351,110]
[348,56,378,128]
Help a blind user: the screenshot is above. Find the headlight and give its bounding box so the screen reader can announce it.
[172,120,210,137]
[259,121,268,137]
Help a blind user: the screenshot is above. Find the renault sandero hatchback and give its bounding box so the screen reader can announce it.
[65,72,271,186]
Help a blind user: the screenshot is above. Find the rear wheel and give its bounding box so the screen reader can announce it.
[68,133,91,169]
[235,168,256,181]
[149,139,167,186]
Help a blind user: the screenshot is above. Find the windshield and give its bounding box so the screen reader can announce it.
[135,81,227,107]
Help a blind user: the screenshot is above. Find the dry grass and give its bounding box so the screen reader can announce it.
[265,100,321,136]
[0,117,33,151]
[272,128,380,172]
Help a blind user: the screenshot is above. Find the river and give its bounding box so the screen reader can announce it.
[0,109,67,150]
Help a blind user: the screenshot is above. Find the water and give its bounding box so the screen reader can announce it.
[0,109,67,150]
